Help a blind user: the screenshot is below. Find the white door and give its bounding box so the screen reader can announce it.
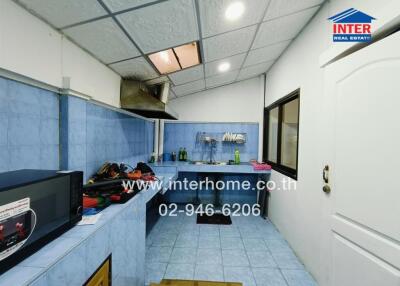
[323,31,400,286]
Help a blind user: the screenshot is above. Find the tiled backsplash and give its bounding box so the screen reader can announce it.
[61,96,154,181]
[0,76,154,181]
[0,77,59,172]
[163,122,259,162]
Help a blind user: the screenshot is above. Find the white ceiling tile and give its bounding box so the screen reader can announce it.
[172,79,206,97]
[203,25,257,62]
[205,70,239,88]
[237,61,273,81]
[264,0,324,20]
[16,0,106,28]
[102,0,156,12]
[169,88,177,99]
[169,65,204,86]
[252,7,319,49]
[109,57,159,80]
[199,0,270,37]
[205,53,246,77]
[118,0,199,54]
[244,40,290,67]
[145,76,169,85]
[63,18,140,64]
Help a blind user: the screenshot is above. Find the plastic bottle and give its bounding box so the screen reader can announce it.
[183,148,187,161]
[234,148,240,165]
[178,148,183,161]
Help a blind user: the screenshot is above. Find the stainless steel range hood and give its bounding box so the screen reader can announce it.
[120,80,178,120]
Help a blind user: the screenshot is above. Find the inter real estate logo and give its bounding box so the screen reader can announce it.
[328,8,376,42]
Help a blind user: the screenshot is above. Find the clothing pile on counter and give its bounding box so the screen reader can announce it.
[83,162,157,214]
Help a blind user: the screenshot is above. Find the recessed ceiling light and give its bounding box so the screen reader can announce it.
[225,2,245,21]
[218,62,231,73]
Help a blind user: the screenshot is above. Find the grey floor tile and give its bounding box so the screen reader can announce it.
[170,247,197,264]
[221,237,245,250]
[152,233,178,247]
[222,249,250,267]
[200,225,220,237]
[243,238,268,252]
[252,268,288,286]
[175,234,199,248]
[265,239,293,254]
[194,264,224,281]
[146,211,315,286]
[197,248,222,265]
[239,227,265,239]
[146,262,167,285]
[224,266,256,286]
[198,235,221,249]
[272,252,304,270]
[247,251,277,268]
[219,226,241,238]
[146,246,173,263]
[164,263,195,280]
[281,269,317,286]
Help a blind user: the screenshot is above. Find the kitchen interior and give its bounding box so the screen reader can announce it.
[0,0,399,286]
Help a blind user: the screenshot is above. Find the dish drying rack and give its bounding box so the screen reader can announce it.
[196,132,247,144]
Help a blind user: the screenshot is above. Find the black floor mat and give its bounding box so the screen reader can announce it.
[197,213,232,225]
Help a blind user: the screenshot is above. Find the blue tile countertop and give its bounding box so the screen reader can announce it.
[0,171,175,286]
[150,161,271,175]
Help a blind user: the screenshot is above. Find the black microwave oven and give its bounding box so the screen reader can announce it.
[0,169,83,274]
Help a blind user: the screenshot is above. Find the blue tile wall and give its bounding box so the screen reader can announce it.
[0,76,59,172]
[163,122,259,162]
[61,95,154,181]
[163,122,260,205]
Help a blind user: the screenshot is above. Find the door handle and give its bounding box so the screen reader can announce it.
[322,165,331,194]
[323,165,329,183]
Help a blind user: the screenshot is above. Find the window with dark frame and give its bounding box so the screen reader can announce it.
[263,89,300,180]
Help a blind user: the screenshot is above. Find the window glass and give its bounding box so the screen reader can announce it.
[268,107,279,163]
[281,98,299,169]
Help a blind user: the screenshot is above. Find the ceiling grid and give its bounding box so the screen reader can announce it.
[14,0,326,99]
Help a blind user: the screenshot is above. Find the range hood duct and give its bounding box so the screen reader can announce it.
[120,80,178,120]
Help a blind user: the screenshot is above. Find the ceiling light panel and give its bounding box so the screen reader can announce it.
[199,0,269,37]
[244,40,290,67]
[169,65,204,85]
[205,70,239,88]
[63,18,140,64]
[264,0,324,20]
[203,25,257,62]
[237,61,274,81]
[252,7,319,49]
[148,49,181,74]
[172,79,206,97]
[205,53,246,77]
[102,0,157,13]
[174,42,201,68]
[16,0,107,28]
[109,57,158,80]
[117,0,199,54]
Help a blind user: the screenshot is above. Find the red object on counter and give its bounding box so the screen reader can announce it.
[251,162,272,170]
[83,196,99,208]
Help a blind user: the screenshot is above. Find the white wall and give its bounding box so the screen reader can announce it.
[0,0,121,107]
[263,1,394,285]
[169,76,265,160]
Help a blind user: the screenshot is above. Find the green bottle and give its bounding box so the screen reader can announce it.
[183,148,187,161]
[179,148,183,161]
[234,148,240,165]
